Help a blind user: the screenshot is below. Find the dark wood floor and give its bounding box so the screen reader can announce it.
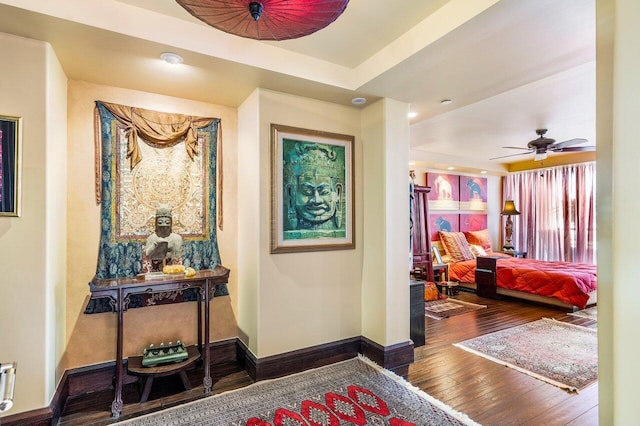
[58,291,597,425]
[411,291,597,426]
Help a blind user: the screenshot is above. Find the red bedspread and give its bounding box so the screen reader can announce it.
[448,252,512,283]
[496,257,596,309]
[448,259,477,283]
[448,256,597,309]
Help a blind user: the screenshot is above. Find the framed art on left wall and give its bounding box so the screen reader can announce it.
[0,115,22,217]
[270,124,355,253]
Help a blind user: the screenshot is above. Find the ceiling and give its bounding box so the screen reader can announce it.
[0,0,595,173]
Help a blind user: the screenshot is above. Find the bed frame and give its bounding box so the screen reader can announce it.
[474,255,596,310]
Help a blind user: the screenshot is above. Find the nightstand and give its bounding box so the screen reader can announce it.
[433,263,449,282]
[502,250,527,258]
[436,281,459,296]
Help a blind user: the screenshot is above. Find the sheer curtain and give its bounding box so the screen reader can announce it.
[503,162,595,263]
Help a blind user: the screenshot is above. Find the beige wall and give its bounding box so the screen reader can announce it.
[63,80,239,370]
[237,89,365,357]
[599,0,640,423]
[236,91,412,357]
[0,34,66,415]
[45,40,69,401]
[360,100,387,343]
[236,90,260,351]
[361,99,412,345]
[596,0,614,421]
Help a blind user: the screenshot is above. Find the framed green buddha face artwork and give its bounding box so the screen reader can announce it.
[270,124,354,253]
[0,115,22,217]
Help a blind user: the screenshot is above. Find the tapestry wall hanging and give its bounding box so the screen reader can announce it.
[93,101,222,279]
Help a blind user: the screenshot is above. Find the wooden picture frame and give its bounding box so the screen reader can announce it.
[432,245,444,265]
[270,124,354,253]
[0,115,22,217]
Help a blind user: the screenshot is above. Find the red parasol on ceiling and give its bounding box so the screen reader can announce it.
[176,0,350,41]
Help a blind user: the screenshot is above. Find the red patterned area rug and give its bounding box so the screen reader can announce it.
[116,356,479,425]
[425,299,487,320]
[454,318,597,392]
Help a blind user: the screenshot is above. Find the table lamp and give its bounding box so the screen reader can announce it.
[501,200,520,251]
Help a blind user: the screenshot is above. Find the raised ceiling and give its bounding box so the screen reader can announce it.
[0,0,595,172]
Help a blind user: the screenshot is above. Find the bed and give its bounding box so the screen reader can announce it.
[436,232,597,310]
[474,256,596,309]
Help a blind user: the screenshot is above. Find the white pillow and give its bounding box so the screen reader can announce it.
[469,244,487,258]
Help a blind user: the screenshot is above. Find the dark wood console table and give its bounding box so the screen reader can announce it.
[87,265,230,418]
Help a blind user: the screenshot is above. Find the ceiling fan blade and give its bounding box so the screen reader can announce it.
[550,138,588,149]
[551,146,596,153]
[489,151,533,160]
[502,146,533,151]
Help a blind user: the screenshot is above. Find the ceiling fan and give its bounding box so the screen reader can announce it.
[490,129,595,161]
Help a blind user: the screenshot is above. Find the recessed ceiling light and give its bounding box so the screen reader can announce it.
[480,170,487,174]
[351,97,367,105]
[408,112,418,119]
[160,52,184,65]
[447,166,455,170]
[440,99,453,105]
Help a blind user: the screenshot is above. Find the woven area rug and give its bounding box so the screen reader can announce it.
[116,356,479,425]
[454,318,597,392]
[568,306,597,320]
[425,299,487,320]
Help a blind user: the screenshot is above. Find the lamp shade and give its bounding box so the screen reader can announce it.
[501,200,520,216]
[176,0,350,41]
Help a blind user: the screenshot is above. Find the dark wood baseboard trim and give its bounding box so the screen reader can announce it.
[0,338,238,426]
[236,336,415,382]
[237,337,362,382]
[0,406,52,426]
[50,369,69,425]
[2,336,414,424]
[359,337,415,376]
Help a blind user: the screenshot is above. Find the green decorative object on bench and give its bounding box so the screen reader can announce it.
[142,341,188,367]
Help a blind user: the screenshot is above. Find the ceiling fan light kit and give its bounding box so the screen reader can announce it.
[490,128,595,161]
[534,152,547,161]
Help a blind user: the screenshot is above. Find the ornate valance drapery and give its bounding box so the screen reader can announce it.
[95,101,215,171]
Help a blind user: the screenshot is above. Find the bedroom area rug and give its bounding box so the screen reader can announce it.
[425,299,487,320]
[115,355,479,425]
[454,318,597,392]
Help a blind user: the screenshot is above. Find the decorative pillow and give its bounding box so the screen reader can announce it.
[469,244,487,258]
[438,231,474,262]
[464,229,493,253]
[424,282,439,301]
